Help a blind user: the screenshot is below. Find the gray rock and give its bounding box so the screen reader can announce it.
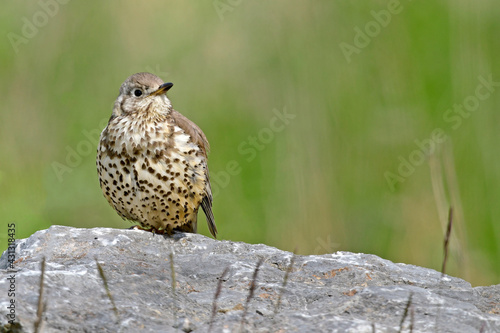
[0,225,499,333]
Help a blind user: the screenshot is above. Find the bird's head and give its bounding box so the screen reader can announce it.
[113,72,174,116]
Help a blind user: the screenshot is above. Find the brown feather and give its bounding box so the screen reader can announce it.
[171,109,217,238]
[170,109,210,156]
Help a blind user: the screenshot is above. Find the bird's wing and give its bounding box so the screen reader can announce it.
[170,109,209,155]
[171,110,218,238]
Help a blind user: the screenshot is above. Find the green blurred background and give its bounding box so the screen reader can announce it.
[0,1,499,286]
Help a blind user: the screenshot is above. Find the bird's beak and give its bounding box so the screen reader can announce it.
[151,82,173,96]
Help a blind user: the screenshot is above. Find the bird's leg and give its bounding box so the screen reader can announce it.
[128,224,170,236]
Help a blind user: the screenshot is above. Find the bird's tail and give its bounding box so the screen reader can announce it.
[201,196,217,238]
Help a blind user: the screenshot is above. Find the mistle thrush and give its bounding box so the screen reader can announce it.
[97,72,217,238]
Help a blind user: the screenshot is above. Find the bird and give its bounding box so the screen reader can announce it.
[97,72,217,238]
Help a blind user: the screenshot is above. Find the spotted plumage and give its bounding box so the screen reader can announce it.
[97,72,217,238]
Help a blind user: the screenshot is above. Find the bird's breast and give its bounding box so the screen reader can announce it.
[97,114,208,230]
[100,115,198,156]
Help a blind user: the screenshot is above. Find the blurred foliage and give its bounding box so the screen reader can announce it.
[0,1,499,286]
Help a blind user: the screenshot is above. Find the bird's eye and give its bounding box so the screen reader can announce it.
[133,89,143,97]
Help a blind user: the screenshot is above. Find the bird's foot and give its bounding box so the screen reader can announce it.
[128,225,170,236]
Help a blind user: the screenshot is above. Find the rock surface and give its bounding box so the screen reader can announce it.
[0,226,499,333]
